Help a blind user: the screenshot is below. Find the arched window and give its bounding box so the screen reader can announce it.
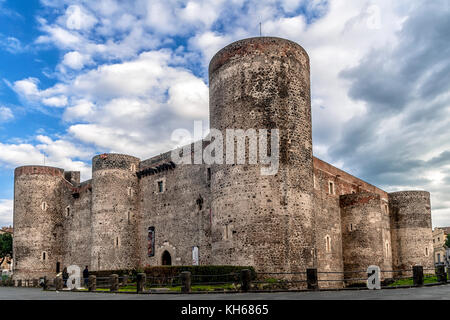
[325,235,331,253]
[162,250,172,266]
[41,202,48,211]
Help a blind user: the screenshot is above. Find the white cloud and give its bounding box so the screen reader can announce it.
[42,96,68,107]
[62,51,90,70]
[64,5,98,31]
[0,199,13,227]
[0,137,92,180]
[0,107,13,122]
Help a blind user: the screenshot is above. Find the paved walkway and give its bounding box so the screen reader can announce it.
[1,284,450,300]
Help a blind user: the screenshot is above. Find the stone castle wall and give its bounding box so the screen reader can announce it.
[12,37,435,283]
[138,151,212,267]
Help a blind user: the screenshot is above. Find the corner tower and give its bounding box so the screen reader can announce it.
[13,166,65,280]
[209,37,314,273]
[91,153,140,271]
[389,191,434,271]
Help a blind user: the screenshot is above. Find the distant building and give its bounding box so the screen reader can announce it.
[433,227,449,266]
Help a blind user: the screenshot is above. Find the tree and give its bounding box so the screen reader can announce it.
[0,233,13,267]
[445,234,450,248]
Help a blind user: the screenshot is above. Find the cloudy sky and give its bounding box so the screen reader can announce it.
[0,0,448,228]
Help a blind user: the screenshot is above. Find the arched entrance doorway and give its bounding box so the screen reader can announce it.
[162,250,172,265]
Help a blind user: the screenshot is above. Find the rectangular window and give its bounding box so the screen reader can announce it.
[328,181,335,195]
[148,226,155,257]
[158,181,164,193]
[207,168,211,181]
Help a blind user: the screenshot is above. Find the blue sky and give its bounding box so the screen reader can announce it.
[0,0,449,228]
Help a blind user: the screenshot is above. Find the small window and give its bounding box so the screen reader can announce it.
[41,202,48,211]
[127,187,133,197]
[385,242,390,258]
[127,211,131,224]
[207,168,211,181]
[325,235,331,252]
[42,251,47,261]
[66,206,70,217]
[115,237,120,247]
[384,204,388,214]
[313,175,318,189]
[158,181,164,193]
[425,247,429,256]
[328,182,335,195]
[349,224,353,232]
[130,164,136,172]
[223,224,232,240]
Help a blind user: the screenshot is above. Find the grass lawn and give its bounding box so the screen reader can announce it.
[389,274,448,287]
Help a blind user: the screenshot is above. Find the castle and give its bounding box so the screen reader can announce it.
[13,37,434,284]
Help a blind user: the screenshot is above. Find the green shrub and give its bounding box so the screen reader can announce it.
[90,266,256,285]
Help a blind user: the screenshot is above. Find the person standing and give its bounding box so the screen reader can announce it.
[83,266,89,287]
[62,267,69,288]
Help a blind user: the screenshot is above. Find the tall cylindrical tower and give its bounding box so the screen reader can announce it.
[340,192,392,282]
[91,153,140,271]
[389,191,434,271]
[13,166,65,280]
[209,37,314,273]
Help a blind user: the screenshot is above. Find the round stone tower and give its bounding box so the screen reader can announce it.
[209,37,314,273]
[389,191,434,271]
[340,192,392,282]
[91,153,140,271]
[13,166,65,280]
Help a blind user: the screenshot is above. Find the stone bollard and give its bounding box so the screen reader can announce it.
[413,266,424,287]
[137,273,146,293]
[240,269,252,292]
[122,275,128,286]
[33,279,38,287]
[17,279,22,287]
[180,271,192,294]
[110,274,119,293]
[55,276,63,290]
[307,268,319,291]
[88,275,97,292]
[436,265,447,283]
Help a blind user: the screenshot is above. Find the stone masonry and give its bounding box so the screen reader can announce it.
[12,37,434,286]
